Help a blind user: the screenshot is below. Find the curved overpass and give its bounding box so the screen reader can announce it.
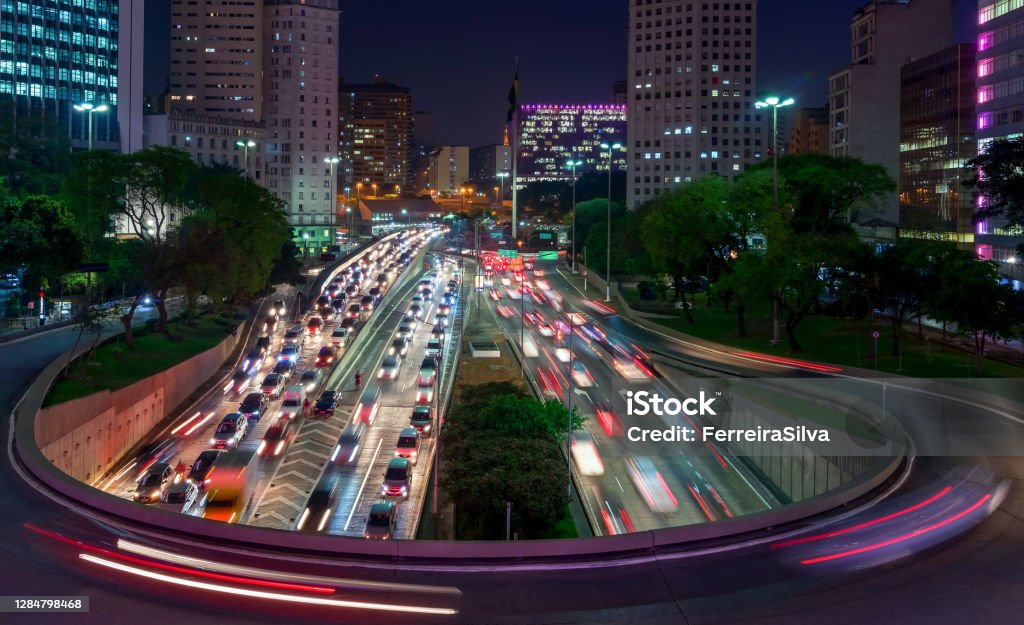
[4,305,1024,623]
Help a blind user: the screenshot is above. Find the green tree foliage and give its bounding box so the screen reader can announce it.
[59,150,125,258]
[558,171,627,210]
[0,100,72,196]
[269,237,306,287]
[441,383,580,540]
[965,136,1024,231]
[0,192,84,290]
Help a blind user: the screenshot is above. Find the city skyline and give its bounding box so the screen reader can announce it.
[141,1,977,147]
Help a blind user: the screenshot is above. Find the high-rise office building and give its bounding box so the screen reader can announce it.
[626,0,761,208]
[338,78,413,192]
[1,0,145,151]
[828,0,955,224]
[787,108,829,156]
[427,146,469,194]
[518,104,627,185]
[976,0,1024,273]
[469,144,511,182]
[899,44,975,243]
[165,0,339,254]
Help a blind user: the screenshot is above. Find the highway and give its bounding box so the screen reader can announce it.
[4,240,1024,623]
[474,255,775,535]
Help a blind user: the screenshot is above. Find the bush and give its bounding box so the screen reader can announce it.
[144,318,158,332]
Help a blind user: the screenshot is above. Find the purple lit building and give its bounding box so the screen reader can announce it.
[516,104,627,187]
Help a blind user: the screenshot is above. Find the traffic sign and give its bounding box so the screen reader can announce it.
[538,250,558,261]
[498,249,519,259]
[538,232,553,240]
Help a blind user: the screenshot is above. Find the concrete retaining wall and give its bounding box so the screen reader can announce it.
[35,330,240,483]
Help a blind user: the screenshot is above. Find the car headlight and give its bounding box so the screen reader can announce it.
[209,438,216,445]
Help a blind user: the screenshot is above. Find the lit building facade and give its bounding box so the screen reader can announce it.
[338,78,412,192]
[787,108,829,156]
[899,44,975,244]
[517,104,626,186]
[626,0,762,208]
[0,0,144,151]
[427,145,469,194]
[976,0,1024,275]
[828,0,955,224]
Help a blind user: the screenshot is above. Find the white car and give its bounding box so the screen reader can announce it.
[571,361,595,387]
[571,433,604,476]
[625,456,677,513]
[522,334,539,358]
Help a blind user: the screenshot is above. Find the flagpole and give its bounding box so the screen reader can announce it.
[510,57,519,241]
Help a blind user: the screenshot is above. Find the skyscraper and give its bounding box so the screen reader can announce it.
[338,78,413,192]
[828,0,955,223]
[975,0,1024,273]
[517,104,626,185]
[626,0,761,208]
[165,0,339,255]
[899,44,975,243]
[1,0,144,151]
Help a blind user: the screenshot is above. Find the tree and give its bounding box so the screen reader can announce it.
[876,240,953,356]
[269,237,306,287]
[558,171,627,209]
[60,150,125,259]
[964,136,1024,231]
[0,193,84,289]
[63,296,117,379]
[118,146,198,341]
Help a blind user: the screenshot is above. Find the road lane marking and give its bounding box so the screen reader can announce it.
[344,438,383,531]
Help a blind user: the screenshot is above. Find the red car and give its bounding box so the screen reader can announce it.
[316,345,338,367]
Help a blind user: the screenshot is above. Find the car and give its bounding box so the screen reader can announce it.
[395,427,421,464]
[257,418,292,457]
[255,335,273,353]
[364,501,398,539]
[243,348,267,372]
[187,450,225,488]
[283,325,306,344]
[390,337,410,357]
[333,422,367,465]
[431,325,445,341]
[571,360,595,387]
[316,294,331,309]
[378,354,402,380]
[417,357,438,386]
[133,463,174,503]
[425,338,442,358]
[329,327,349,347]
[340,316,357,329]
[260,373,285,398]
[347,303,362,318]
[228,369,253,395]
[262,315,279,333]
[306,316,324,336]
[438,302,452,315]
[280,384,306,419]
[410,405,433,436]
[496,304,514,318]
[271,299,287,317]
[411,295,423,305]
[315,345,338,368]
[396,323,413,339]
[435,311,449,327]
[571,432,605,476]
[300,368,323,392]
[319,307,336,322]
[331,297,347,312]
[272,359,296,379]
[354,386,382,424]
[406,304,422,319]
[625,456,677,513]
[381,458,411,498]
[210,413,247,449]
[368,286,383,300]
[162,479,199,513]
[278,341,302,362]
[414,383,434,405]
[344,284,359,297]
[537,322,556,338]
[360,295,375,311]
[314,390,340,417]
[297,473,339,533]
[238,392,268,422]
[420,287,433,301]
[488,289,502,301]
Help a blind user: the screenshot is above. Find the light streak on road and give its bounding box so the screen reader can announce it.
[183,411,217,436]
[171,411,203,435]
[344,438,384,531]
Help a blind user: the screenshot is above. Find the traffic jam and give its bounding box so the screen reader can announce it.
[104,229,442,538]
[478,251,769,535]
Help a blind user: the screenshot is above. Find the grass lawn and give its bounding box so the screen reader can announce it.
[44,315,235,406]
[651,305,1024,379]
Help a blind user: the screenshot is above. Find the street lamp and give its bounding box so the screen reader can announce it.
[73,102,109,151]
[599,142,624,302]
[401,207,410,227]
[754,96,795,344]
[302,232,309,260]
[325,155,340,210]
[235,140,256,178]
[345,207,354,242]
[371,182,378,198]
[566,159,583,273]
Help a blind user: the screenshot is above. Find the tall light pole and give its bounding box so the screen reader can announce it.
[235,140,256,178]
[754,96,795,344]
[325,156,340,243]
[566,159,583,273]
[371,182,378,198]
[302,232,309,261]
[73,102,109,151]
[345,207,353,242]
[497,171,509,204]
[599,142,623,302]
[401,207,410,227]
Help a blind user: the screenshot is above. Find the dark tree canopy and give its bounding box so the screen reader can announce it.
[965,136,1024,229]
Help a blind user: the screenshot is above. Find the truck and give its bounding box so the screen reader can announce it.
[201,450,258,524]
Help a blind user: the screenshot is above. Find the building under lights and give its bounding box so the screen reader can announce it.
[898,43,975,245]
[626,0,763,208]
[517,104,627,186]
[338,78,413,192]
[976,0,1024,278]
[0,0,145,152]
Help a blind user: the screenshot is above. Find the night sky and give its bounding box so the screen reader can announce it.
[143,1,976,147]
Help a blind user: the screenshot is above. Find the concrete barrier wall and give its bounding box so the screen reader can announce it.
[35,330,239,483]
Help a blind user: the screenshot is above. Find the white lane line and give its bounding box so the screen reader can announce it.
[344,438,383,531]
[614,476,624,493]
